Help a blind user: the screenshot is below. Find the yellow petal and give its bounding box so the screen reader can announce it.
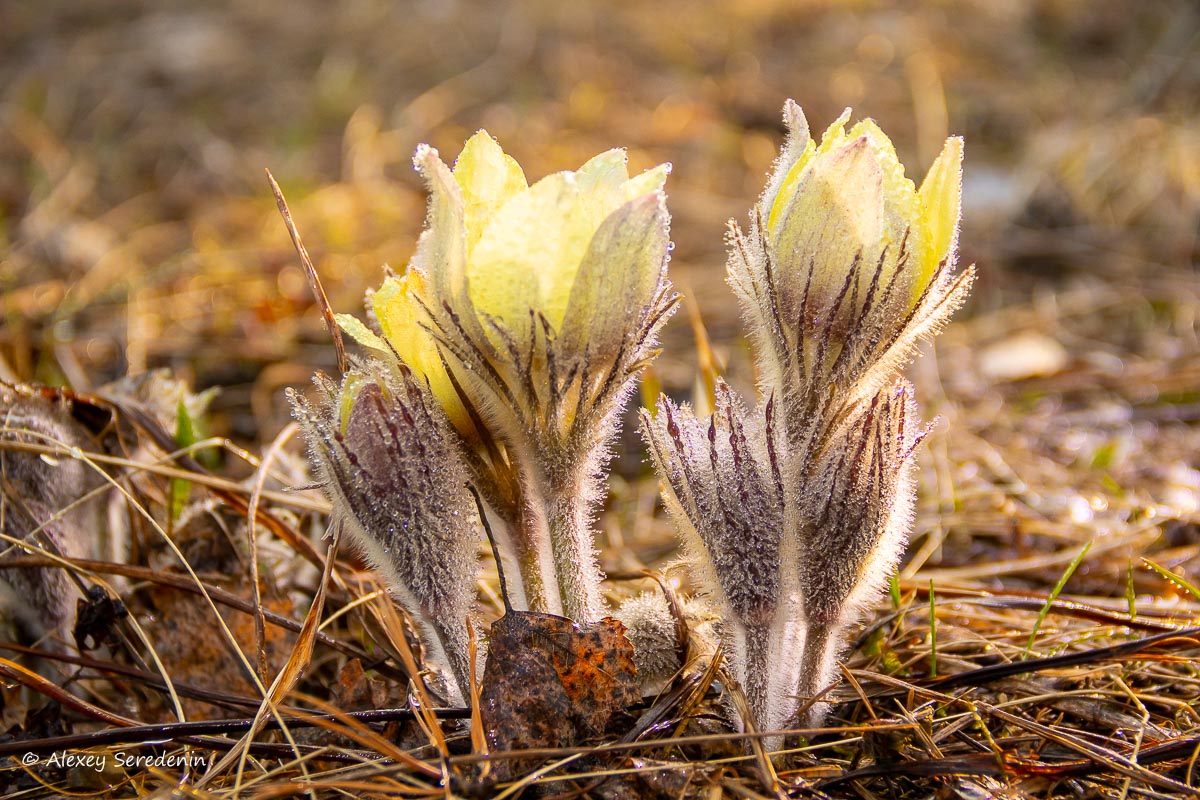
[467,171,593,331]
[578,149,630,194]
[621,163,671,202]
[577,149,632,229]
[760,100,812,219]
[562,192,670,365]
[814,107,854,155]
[772,136,884,314]
[373,271,469,433]
[917,136,964,285]
[373,271,437,370]
[850,119,916,215]
[847,119,921,275]
[767,108,851,233]
[575,149,668,224]
[412,145,467,303]
[452,131,527,252]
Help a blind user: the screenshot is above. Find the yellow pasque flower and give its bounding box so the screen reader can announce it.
[416,131,670,374]
[729,102,973,455]
[763,106,962,300]
[343,131,676,623]
[343,132,671,429]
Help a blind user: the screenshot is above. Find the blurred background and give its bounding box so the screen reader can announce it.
[2,0,1199,586]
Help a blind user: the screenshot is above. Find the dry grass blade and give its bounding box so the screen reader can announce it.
[686,295,722,416]
[0,707,466,760]
[465,617,492,784]
[0,437,330,513]
[890,583,1187,632]
[722,666,784,797]
[842,670,1200,796]
[372,588,450,759]
[921,626,1200,692]
[197,522,343,790]
[267,169,346,375]
[0,641,279,713]
[245,421,300,682]
[490,753,587,800]
[0,555,391,671]
[0,657,139,728]
[285,691,446,780]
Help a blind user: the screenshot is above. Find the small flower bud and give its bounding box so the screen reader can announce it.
[290,362,478,703]
[642,382,792,730]
[795,380,927,726]
[0,386,105,645]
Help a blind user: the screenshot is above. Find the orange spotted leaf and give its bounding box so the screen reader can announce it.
[480,611,639,774]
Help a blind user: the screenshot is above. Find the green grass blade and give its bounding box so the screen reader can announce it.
[1141,558,1200,603]
[928,579,937,678]
[170,399,196,521]
[1023,540,1093,659]
[1126,562,1137,620]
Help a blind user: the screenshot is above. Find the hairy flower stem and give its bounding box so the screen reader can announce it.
[741,611,808,746]
[794,621,836,730]
[486,452,606,621]
[510,479,563,616]
[548,474,605,623]
[429,619,471,704]
[741,623,772,733]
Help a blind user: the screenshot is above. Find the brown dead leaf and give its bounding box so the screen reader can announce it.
[73,584,128,652]
[480,611,639,779]
[137,584,296,721]
[331,657,374,711]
